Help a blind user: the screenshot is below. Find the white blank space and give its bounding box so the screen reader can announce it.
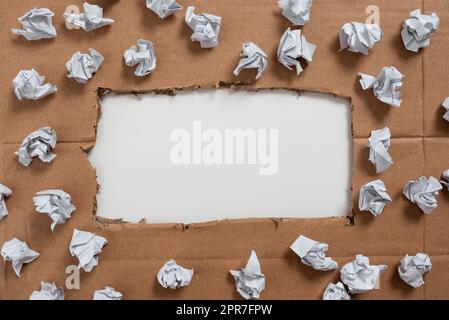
[89,90,353,223]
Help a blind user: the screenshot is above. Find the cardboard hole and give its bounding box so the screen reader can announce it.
[89,89,353,223]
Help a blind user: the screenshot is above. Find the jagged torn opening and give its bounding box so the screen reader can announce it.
[88,89,353,224]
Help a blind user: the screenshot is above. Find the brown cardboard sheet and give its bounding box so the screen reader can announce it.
[1,0,448,299]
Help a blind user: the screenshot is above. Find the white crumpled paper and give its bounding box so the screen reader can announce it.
[16,127,57,167]
[69,229,108,272]
[401,9,440,53]
[290,235,338,271]
[66,48,104,84]
[234,42,268,80]
[359,66,404,108]
[367,127,393,174]
[230,250,266,300]
[1,238,39,277]
[29,282,64,300]
[403,176,442,214]
[442,97,449,123]
[124,39,157,77]
[185,6,222,48]
[11,8,57,41]
[157,259,194,289]
[33,190,76,231]
[323,282,351,300]
[340,255,387,294]
[64,2,114,32]
[93,287,123,300]
[146,0,182,19]
[339,22,383,55]
[359,180,392,217]
[398,253,432,288]
[441,169,449,190]
[0,183,12,220]
[277,28,316,75]
[13,69,57,101]
[278,0,313,26]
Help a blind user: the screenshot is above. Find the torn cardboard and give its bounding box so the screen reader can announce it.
[1,0,449,300]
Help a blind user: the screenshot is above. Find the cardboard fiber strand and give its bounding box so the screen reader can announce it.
[0,0,448,299]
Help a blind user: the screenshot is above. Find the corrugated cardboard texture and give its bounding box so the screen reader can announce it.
[1,0,448,299]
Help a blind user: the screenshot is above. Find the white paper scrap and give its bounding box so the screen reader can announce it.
[278,0,313,26]
[234,42,268,80]
[185,6,222,48]
[29,282,64,300]
[146,0,182,19]
[230,250,266,300]
[323,282,351,300]
[0,183,12,220]
[13,69,57,101]
[359,66,404,107]
[340,255,387,294]
[398,253,432,288]
[63,2,114,32]
[66,48,104,84]
[16,127,57,167]
[1,238,39,277]
[157,259,194,289]
[124,39,157,77]
[290,235,338,271]
[11,8,57,41]
[401,9,440,53]
[441,169,449,190]
[93,287,123,300]
[33,190,76,231]
[442,97,449,123]
[339,22,383,55]
[69,229,108,272]
[277,28,316,75]
[403,176,442,214]
[358,180,392,217]
[367,127,393,174]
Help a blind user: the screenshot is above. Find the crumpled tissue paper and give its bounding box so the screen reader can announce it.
[0,183,12,220]
[185,6,222,48]
[1,238,39,277]
[290,235,338,271]
[124,39,157,77]
[234,42,268,80]
[157,259,194,289]
[13,69,57,101]
[11,8,57,40]
[367,127,393,174]
[403,176,442,214]
[146,0,182,19]
[359,180,392,217]
[33,190,76,231]
[442,97,449,123]
[230,250,266,300]
[401,9,439,52]
[323,282,351,300]
[29,282,64,300]
[69,229,108,272]
[398,253,432,288]
[359,66,404,107]
[277,28,316,75]
[63,2,114,32]
[340,22,383,55]
[66,48,104,84]
[340,254,387,294]
[16,127,57,167]
[278,0,313,26]
[93,287,123,300]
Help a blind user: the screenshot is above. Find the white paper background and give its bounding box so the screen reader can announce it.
[89,90,353,223]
